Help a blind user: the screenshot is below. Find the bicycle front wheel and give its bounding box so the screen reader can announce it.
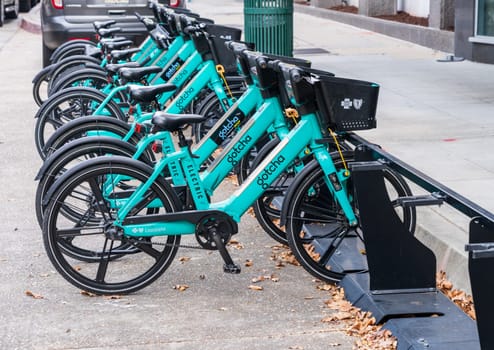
[284,155,415,283]
[42,156,182,295]
[34,87,126,159]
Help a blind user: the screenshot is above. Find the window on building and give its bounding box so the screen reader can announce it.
[477,0,494,36]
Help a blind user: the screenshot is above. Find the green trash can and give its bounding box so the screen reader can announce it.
[244,0,294,57]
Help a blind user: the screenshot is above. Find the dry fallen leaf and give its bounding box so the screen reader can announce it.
[318,284,398,350]
[228,240,244,250]
[80,290,97,297]
[178,256,191,263]
[436,270,476,320]
[246,207,255,217]
[173,284,189,292]
[251,276,266,283]
[25,290,44,299]
[270,245,300,267]
[245,259,253,267]
[104,295,123,300]
[248,285,263,291]
[226,174,239,186]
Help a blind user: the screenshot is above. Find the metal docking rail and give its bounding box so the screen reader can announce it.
[330,132,494,349]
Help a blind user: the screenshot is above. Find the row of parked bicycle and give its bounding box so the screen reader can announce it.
[32,0,416,295]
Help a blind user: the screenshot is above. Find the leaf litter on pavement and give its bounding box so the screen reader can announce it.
[267,245,480,349]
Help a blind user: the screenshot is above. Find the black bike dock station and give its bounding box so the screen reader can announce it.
[327,134,494,349]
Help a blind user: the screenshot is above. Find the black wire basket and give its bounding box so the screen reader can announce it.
[314,76,379,132]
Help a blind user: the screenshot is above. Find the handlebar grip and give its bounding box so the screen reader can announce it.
[256,57,267,69]
[226,41,248,55]
[290,68,302,83]
[183,25,197,35]
[266,59,281,72]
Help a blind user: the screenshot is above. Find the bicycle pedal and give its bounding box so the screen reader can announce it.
[223,263,241,274]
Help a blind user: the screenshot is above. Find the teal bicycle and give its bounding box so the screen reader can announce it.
[34,43,310,238]
[40,50,414,294]
[34,19,243,160]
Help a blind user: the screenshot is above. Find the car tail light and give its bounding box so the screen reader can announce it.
[51,0,64,9]
[170,0,180,7]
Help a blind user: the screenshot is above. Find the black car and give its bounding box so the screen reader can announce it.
[0,0,39,26]
[40,0,186,66]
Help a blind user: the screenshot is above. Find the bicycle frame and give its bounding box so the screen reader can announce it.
[114,110,357,237]
[89,41,232,121]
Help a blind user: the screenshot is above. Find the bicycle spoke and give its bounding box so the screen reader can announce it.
[318,228,348,266]
[88,177,111,219]
[95,239,113,283]
[55,225,105,239]
[128,190,160,216]
[131,240,161,260]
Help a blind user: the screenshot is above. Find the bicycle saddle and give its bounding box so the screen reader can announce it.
[99,37,129,45]
[93,20,116,30]
[102,40,133,52]
[152,112,207,132]
[98,27,122,38]
[119,66,162,82]
[106,62,141,75]
[110,48,142,62]
[127,83,177,103]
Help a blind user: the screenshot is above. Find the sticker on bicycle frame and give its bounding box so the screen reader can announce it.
[210,108,245,144]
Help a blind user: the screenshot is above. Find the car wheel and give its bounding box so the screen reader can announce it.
[42,41,54,67]
[19,0,30,12]
[0,0,5,27]
[6,0,19,19]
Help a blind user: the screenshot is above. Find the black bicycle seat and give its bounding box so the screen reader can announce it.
[127,83,177,103]
[152,112,207,132]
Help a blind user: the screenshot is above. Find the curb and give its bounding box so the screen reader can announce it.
[19,3,41,35]
[294,4,455,53]
[20,15,41,34]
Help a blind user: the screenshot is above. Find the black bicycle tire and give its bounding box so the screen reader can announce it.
[50,40,98,64]
[32,68,52,107]
[42,156,182,295]
[47,55,103,92]
[284,155,415,283]
[35,136,153,228]
[49,68,110,96]
[34,87,127,159]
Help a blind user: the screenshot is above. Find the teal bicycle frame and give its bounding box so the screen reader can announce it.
[115,109,357,238]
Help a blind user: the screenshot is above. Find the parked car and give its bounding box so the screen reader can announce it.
[0,0,39,27]
[41,0,186,66]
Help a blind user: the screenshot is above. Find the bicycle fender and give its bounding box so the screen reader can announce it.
[42,115,131,152]
[34,86,110,119]
[32,64,55,84]
[36,136,137,181]
[42,156,173,207]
